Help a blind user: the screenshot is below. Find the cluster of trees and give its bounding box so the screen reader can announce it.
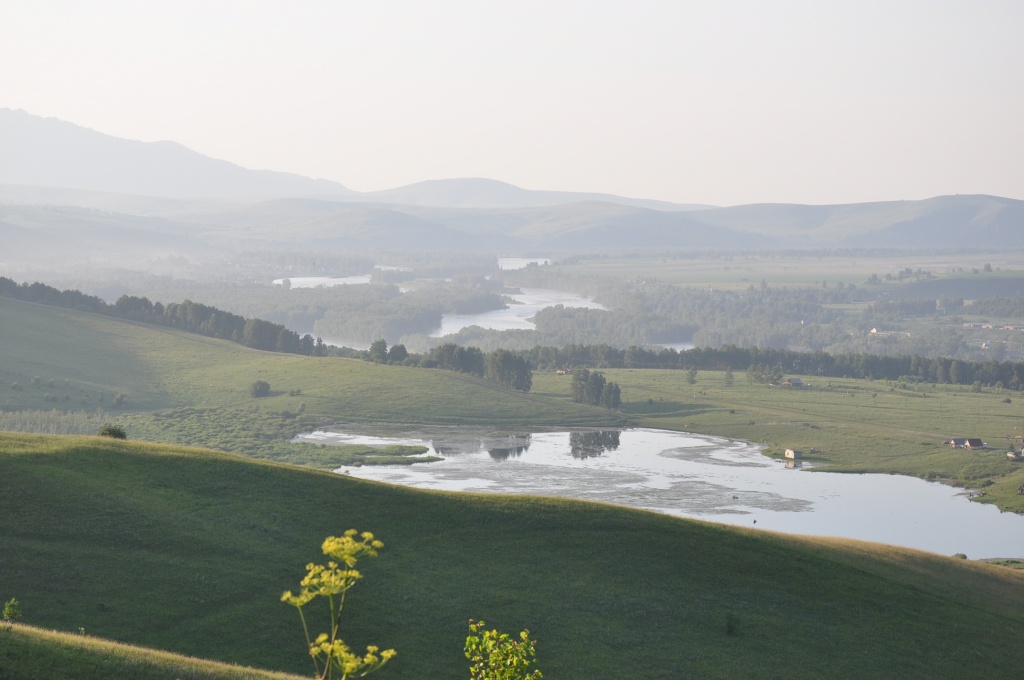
[364,340,533,392]
[425,343,486,375]
[570,369,621,408]
[368,339,410,365]
[0,277,328,357]
[484,349,533,392]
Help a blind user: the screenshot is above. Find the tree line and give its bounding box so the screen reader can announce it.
[519,343,1024,390]
[0,277,328,357]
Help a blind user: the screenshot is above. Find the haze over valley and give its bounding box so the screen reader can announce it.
[3,3,1024,678]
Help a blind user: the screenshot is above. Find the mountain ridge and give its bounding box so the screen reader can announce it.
[0,108,705,210]
[3,108,1022,256]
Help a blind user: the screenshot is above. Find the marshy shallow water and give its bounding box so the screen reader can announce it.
[295,427,1024,559]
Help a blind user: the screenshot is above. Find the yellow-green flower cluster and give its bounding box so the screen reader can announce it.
[310,634,397,678]
[280,530,394,679]
[322,529,385,567]
[281,531,385,608]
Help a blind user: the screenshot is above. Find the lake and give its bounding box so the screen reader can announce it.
[296,427,1024,559]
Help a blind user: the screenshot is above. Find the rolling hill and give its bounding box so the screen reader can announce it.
[2,431,1023,679]
[685,194,1024,248]
[357,176,712,211]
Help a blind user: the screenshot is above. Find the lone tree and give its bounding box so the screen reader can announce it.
[250,380,271,398]
[3,597,22,624]
[97,423,127,439]
[368,339,389,364]
[387,343,409,364]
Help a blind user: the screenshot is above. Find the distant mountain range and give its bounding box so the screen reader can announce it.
[0,108,706,210]
[2,107,1023,260]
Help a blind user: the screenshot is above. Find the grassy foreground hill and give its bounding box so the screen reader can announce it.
[2,433,1024,679]
[0,624,308,680]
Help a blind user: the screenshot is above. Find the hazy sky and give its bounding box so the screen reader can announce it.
[3,1,1022,206]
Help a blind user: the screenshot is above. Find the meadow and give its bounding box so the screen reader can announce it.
[544,250,1024,291]
[2,432,1024,679]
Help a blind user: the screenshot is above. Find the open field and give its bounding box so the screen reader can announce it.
[534,370,1024,513]
[3,432,1024,679]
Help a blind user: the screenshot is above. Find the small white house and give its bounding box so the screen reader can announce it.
[785,449,803,459]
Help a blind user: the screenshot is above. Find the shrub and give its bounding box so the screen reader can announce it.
[465,619,542,680]
[97,424,127,439]
[3,597,21,624]
[250,380,271,398]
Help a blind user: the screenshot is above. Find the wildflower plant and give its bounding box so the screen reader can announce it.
[281,530,395,680]
[465,619,542,680]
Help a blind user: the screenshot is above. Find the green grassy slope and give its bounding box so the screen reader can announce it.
[0,624,307,680]
[0,296,622,458]
[2,433,1023,679]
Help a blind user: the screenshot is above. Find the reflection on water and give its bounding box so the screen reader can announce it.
[570,430,620,458]
[489,434,532,461]
[293,427,1024,558]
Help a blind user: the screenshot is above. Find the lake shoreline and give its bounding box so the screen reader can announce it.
[295,425,1024,558]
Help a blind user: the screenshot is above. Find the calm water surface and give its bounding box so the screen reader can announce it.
[431,287,605,336]
[296,427,1024,558]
